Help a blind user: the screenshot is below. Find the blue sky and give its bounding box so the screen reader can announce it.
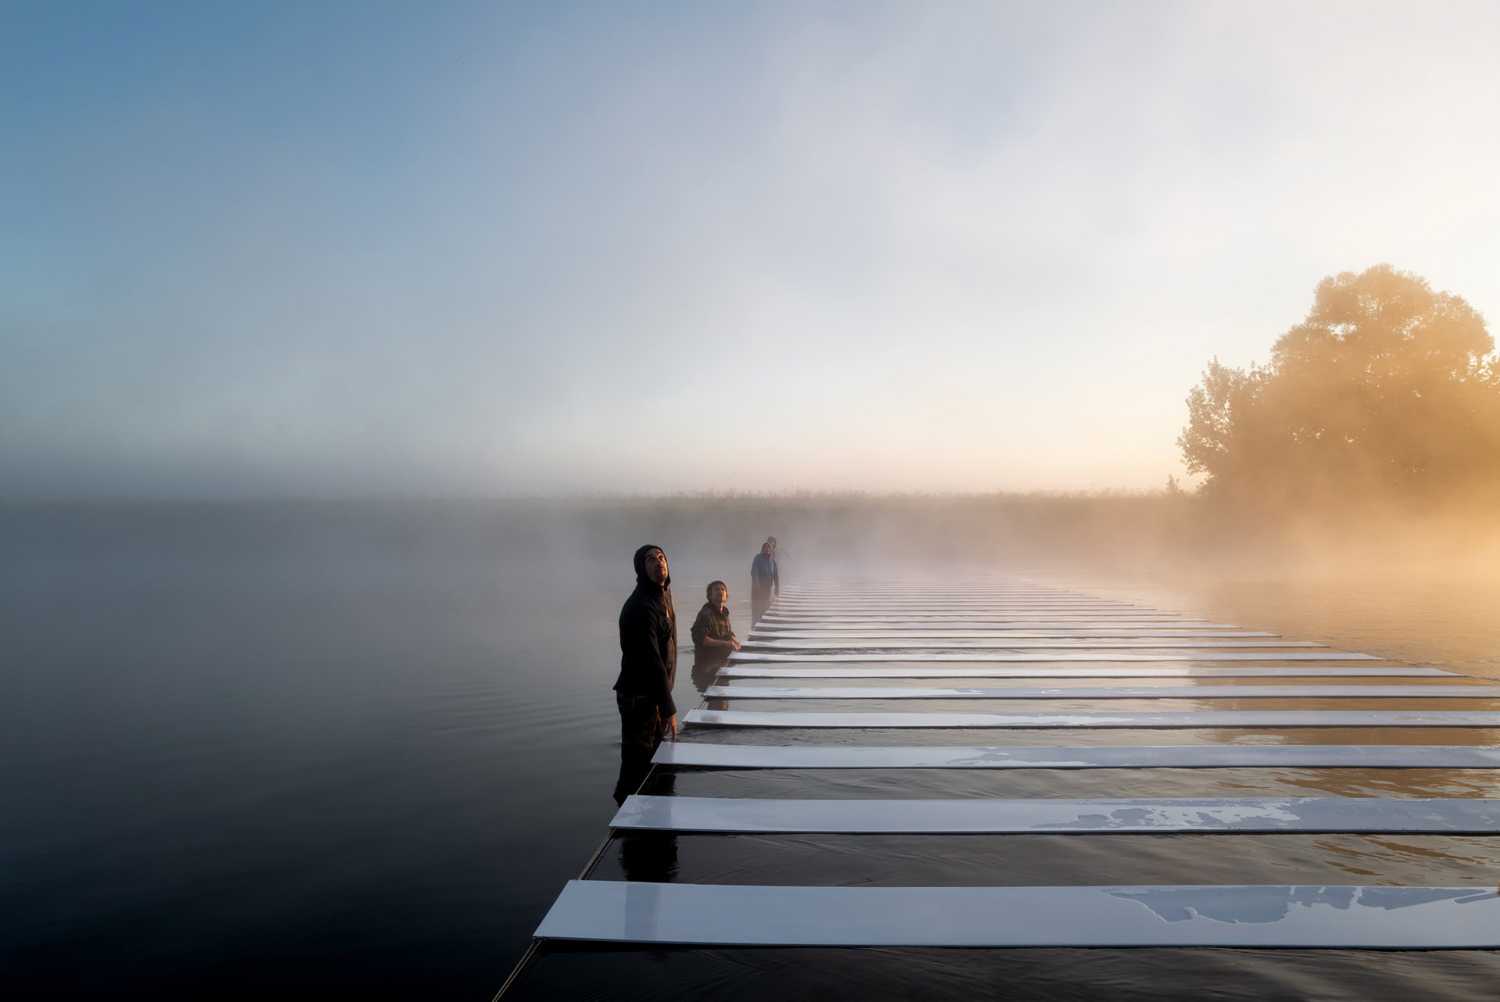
[5,1,1500,497]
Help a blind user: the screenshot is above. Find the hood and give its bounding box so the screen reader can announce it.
[633,544,670,589]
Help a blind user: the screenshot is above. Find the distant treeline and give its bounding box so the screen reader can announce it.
[1178,265,1500,515]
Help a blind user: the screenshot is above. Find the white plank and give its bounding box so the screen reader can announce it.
[536,881,1500,947]
[653,742,1500,769]
[751,630,1277,639]
[704,684,1500,700]
[744,639,1324,650]
[685,708,1500,728]
[730,652,1379,663]
[612,795,1500,834]
[762,619,1236,628]
[722,665,1457,679]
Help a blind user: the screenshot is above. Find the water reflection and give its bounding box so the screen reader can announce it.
[1108,885,1493,926]
[618,771,679,885]
[691,650,731,696]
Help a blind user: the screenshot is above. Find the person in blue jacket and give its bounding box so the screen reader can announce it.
[750,537,779,624]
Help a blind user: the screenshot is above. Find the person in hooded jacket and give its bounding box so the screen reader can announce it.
[612,544,678,806]
[750,538,779,624]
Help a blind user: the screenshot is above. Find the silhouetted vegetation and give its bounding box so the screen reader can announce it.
[1179,265,1500,513]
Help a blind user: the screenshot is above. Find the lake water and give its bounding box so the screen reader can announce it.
[5,503,1500,999]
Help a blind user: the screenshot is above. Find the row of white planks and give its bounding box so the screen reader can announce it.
[534,581,1500,949]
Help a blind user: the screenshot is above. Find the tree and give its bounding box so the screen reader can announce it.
[1178,265,1500,506]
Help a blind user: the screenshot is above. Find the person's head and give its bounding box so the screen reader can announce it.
[761,541,773,557]
[706,580,728,609]
[633,544,669,586]
[766,536,778,553]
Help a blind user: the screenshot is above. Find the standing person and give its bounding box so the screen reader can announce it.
[613,544,677,806]
[750,538,779,624]
[690,580,740,692]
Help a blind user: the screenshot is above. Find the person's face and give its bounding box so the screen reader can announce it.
[761,542,772,557]
[643,548,668,585]
[710,583,728,608]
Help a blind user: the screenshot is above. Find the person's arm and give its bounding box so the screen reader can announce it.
[622,601,677,720]
[690,607,710,649]
[773,559,779,595]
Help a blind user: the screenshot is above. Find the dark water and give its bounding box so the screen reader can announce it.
[5,504,1500,999]
[1,504,754,999]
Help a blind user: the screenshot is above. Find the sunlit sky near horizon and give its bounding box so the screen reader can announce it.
[5,1,1500,497]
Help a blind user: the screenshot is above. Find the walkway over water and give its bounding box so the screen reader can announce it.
[499,579,1500,997]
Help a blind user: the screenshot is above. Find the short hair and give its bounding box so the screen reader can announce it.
[706,579,728,598]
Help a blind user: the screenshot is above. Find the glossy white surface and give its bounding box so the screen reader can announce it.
[685,708,1500,728]
[761,619,1238,629]
[730,652,1378,663]
[653,742,1500,769]
[763,614,1226,623]
[536,881,1500,947]
[704,684,1500,700]
[777,600,1124,606]
[721,665,1457,679]
[612,795,1500,833]
[751,630,1278,639]
[745,639,1324,650]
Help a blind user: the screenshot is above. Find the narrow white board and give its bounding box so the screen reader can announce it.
[536,881,1500,948]
[745,639,1324,650]
[730,652,1379,663]
[685,708,1500,728]
[653,742,1500,769]
[772,607,1149,614]
[768,608,1187,614]
[722,666,1457,679]
[704,684,1500,700]
[751,630,1277,639]
[770,606,1153,613]
[774,595,1133,601]
[612,795,1500,834]
[761,619,1235,629]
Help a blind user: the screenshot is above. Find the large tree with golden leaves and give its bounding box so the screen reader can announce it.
[1179,265,1500,506]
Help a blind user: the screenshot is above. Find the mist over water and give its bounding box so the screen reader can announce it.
[5,498,1500,999]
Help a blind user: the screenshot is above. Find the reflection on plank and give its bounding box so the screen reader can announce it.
[653,741,1500,770]
[612,794,1500,834]
[703,684,1500,700]
[685,708,1500,728]
[731,652,1378,663]
[536,881,1500,948]
[744,639,1325,650]
[721,665,1458,679]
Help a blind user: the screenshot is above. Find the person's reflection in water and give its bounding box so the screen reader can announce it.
[690,579,741,694]
[618,770,679,885]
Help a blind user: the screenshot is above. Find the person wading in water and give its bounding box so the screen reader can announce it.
[690,579,741,693]
[750,538,779,624]
[612,544,677,806]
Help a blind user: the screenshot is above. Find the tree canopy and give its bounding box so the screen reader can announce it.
[1179,265,1500,507]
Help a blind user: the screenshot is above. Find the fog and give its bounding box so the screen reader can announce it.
[6,3,1500,498]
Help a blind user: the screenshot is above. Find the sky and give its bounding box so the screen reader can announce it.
[4,1,1500,498]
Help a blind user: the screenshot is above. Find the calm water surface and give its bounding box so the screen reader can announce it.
[5,505,1500,999]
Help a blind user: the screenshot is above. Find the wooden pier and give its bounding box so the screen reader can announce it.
[498,579,1500,996]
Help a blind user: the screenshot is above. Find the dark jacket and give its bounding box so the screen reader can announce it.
[615,547,677,717]
[690,602,735,652]
[751,552,779,593]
